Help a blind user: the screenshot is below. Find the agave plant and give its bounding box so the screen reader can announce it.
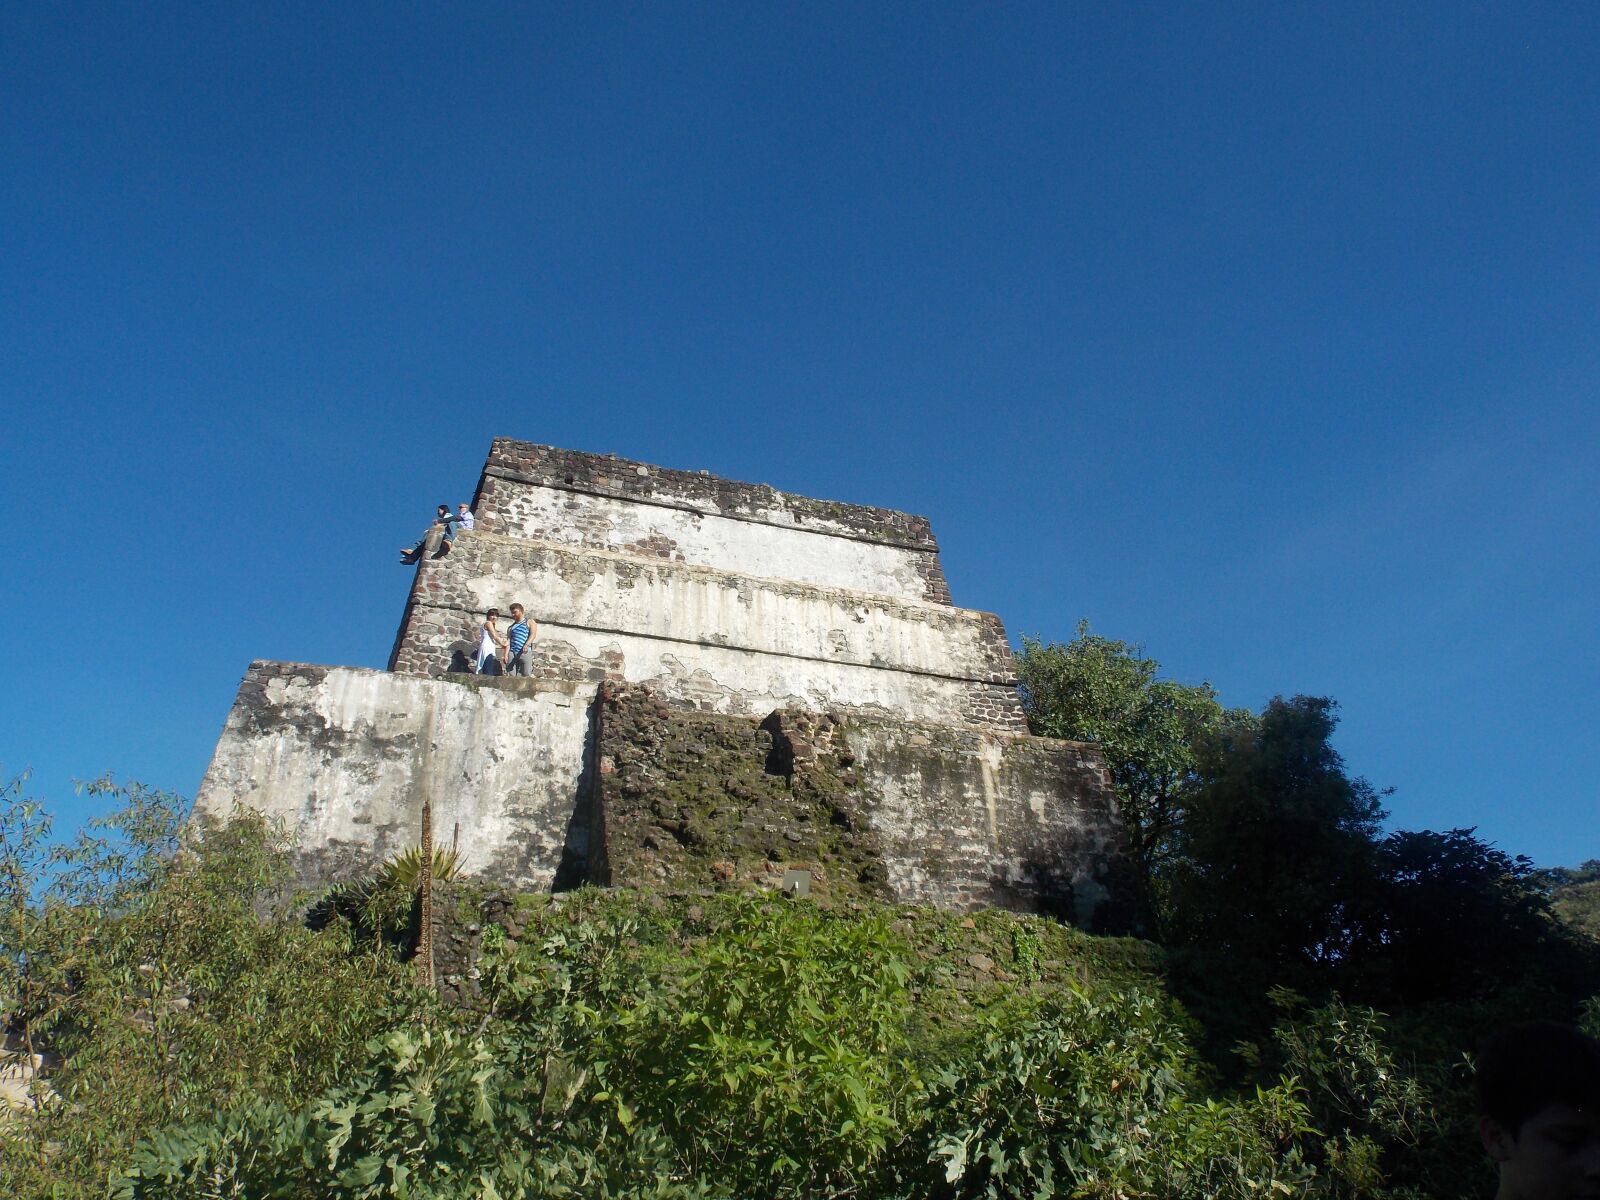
[374,844,463,892]
[306,844,463,948]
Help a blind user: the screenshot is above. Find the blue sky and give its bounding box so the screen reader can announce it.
[3,3,1596,866]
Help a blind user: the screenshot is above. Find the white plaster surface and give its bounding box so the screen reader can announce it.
[0,1037,49,1114]
[495,486,937,601]
[450,541,1006,682]
[842,725,1118,923]
[529,626,1001,724]
[196,666,591,888]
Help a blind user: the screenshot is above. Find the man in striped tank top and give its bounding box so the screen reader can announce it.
[506,604,537,676]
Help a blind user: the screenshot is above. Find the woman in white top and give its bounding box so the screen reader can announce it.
[476,609,508,675]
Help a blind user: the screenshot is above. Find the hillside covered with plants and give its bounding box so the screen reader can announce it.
[3,625,1596,1199]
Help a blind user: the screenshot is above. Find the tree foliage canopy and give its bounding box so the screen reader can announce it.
[1166,695,1388,967]
[1542,859,1600,943]
[1016,623,1598,1039]
[2,780,1553,1200]
[1016,623,1248,922]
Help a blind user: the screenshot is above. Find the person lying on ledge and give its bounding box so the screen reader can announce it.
[400,504,456,563]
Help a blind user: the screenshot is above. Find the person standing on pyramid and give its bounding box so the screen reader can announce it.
[475,608,508,674]
[506,604,537,676]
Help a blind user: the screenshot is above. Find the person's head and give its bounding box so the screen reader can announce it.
[1477,1022,1600,1200]
[459,503,470,514]
[436,504,450,518]
[510,604,524,620]
[485,608,499,622]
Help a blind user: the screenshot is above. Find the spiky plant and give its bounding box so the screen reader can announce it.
[306,845,463,949]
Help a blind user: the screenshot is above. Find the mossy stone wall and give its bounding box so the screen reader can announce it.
[593,683,891,903]
[589,683,1130,930]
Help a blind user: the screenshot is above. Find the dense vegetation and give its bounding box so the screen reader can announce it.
[1015,626,1595,1004]
[1,623,1595,1198]
[1542,859,1600,943]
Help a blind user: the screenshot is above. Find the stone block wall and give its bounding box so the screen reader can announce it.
[589,683,893,902]
[479,439,940,547]
[474,440,953,604]
[197,667,1126,928]
[839,722,1127,927]
[590,683,1128,929]
[196,438,1129,927]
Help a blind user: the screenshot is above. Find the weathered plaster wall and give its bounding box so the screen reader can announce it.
[197,667,1125,928]
[398,616,1024,729]
[840,723,1128,928]
[475,478,946,603]
[396,533,1010,679]
[194,662,593,891]
[388,533,1027,729]
[478,439,941,548]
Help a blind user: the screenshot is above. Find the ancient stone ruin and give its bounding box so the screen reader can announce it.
[196,439,1128,928]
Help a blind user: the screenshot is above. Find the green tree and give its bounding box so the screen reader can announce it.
[1542,859,1600,942]
[1166,696,1387,969]
[1016,622,1249,928]
[0,780,422,1198]
[1364,827,1570,1004]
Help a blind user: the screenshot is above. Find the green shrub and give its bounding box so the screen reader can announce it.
[4,779,1530,1199]
[114,1026,725,1200]
[482,891,922,1198]
[0,781,423,1199]
[906,985,1314,1199]
[1263,994,1434,1197]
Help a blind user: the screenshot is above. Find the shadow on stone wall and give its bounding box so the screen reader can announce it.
[552,695,603,892]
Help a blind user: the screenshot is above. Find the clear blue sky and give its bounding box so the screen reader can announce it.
[3,3,1596,867]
